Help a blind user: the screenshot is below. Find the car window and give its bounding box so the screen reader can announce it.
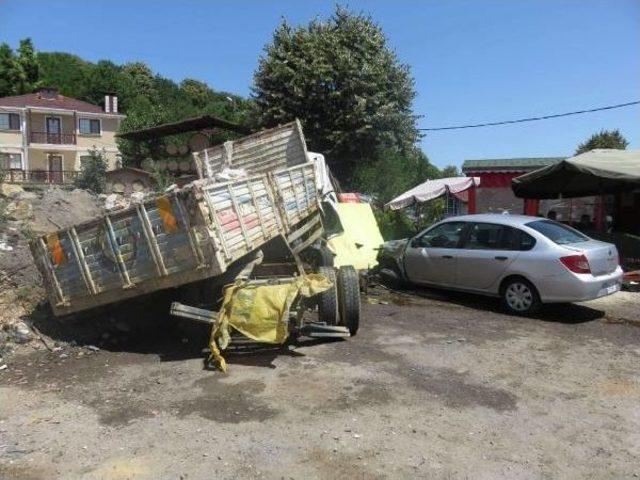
[463,223,506,250]
[417,222,465,248]
[526,219,589,245]
[463,223,537,251]
[502,226,536,251]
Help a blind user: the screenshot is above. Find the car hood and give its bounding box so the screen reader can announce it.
[379,238,409,260]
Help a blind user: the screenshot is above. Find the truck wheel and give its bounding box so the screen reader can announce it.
[337,265,360,336]
[313,245,334,268]
[317,266,339,325]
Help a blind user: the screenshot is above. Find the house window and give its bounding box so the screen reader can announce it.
[0,153,22,170]
[79,118,101,135]
[0,113,20,131]
[79,155,92,168]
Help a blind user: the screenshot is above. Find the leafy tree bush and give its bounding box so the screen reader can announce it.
[74,148,107,193]
[352,148,439,204]
[253,6,419,182]
[150,166,176,193]
[0,39,40,96]
[17,39,40,93]
[575,129,628,155]
[440,165,460,178]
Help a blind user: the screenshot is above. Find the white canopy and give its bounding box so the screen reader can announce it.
[386,176,480,210]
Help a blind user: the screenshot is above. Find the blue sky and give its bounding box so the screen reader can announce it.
[1,0,638,168]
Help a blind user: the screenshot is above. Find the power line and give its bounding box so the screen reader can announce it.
[419,100,640,131]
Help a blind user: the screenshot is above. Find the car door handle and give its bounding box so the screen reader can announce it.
[442,255,454,259]
[495,256,508,261]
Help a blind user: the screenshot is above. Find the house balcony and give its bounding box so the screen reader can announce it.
[4,169,79,185]
[29,131,77,145]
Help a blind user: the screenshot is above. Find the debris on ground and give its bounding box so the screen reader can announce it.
[0,185,103,354]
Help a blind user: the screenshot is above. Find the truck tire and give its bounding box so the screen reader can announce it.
[317,266,339,325]
[337,265,360,336]
[312,245,334,268]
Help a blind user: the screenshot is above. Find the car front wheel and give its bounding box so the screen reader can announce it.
[501,278,541,315]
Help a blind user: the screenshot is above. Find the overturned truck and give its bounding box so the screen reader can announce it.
[30,121,360,361]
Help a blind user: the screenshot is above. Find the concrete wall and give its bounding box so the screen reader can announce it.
[76,116,119,149]
[29,113,75,137]
[29,150,77,172]
[0,129,23,147]
[476,187,524,214]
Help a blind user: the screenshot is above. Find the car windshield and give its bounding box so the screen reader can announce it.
[526,219,589,245]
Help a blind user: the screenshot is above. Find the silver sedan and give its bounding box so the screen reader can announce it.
[378,214,623,315]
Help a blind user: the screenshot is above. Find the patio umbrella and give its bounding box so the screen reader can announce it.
[385,176,480,210]
[512,149,640,199]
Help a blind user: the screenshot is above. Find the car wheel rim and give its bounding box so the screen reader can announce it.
[505,283,533,311]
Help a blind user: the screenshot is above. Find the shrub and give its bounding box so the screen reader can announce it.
[74,148,107,193]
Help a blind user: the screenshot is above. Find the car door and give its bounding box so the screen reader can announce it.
[455,222,521,291]
[403,221,466,286]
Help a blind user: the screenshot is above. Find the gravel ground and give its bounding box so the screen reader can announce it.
[1,288,639,480]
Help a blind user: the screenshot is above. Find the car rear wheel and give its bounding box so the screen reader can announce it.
[501,278,541,315]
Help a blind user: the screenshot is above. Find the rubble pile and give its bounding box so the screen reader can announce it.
[0,184,103,354]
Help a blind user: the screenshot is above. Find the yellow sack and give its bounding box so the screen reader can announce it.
[208,274,332,372]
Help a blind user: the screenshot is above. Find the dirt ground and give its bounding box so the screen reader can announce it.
[1,287,639,480]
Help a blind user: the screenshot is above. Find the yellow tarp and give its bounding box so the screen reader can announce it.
[327,203,384,270]
[209,274,332,372]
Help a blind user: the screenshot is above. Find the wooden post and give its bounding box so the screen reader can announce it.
[467,184,477,214]
[595,195,605,232]
[524,198,539,216]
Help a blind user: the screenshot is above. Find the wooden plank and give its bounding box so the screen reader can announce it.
[104,215,133,287]
[192,152,203,179]
[202,190,231,261]
[291,225,323,254]
[136,204,168,276]
[37,237,66,305]
[287,214,321,243]
[287,169,303,220]
[227,184,252,251]
[246,179,268,240]
[173,195,205,267]
[68,227,98,295]
[203,148,214,178]
[301,165,313,210]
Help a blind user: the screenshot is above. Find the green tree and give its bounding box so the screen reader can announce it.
[353,148,439,204]
[17,38,40,93]
[441,165,460,178]
[74,148,108,193]
[83,60,125,107]
[575,129,629,155]
[38,52,91,98]
[0,43,21,96]
[122,62,156,101]
[181,78,214,109]
[253,6,419,182]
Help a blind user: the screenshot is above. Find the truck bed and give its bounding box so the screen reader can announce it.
[31,122,323,316]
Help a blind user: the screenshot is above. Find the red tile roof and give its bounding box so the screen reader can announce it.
[0,92,109,114]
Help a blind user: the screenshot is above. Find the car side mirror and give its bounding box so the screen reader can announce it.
[410,237,423,248]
